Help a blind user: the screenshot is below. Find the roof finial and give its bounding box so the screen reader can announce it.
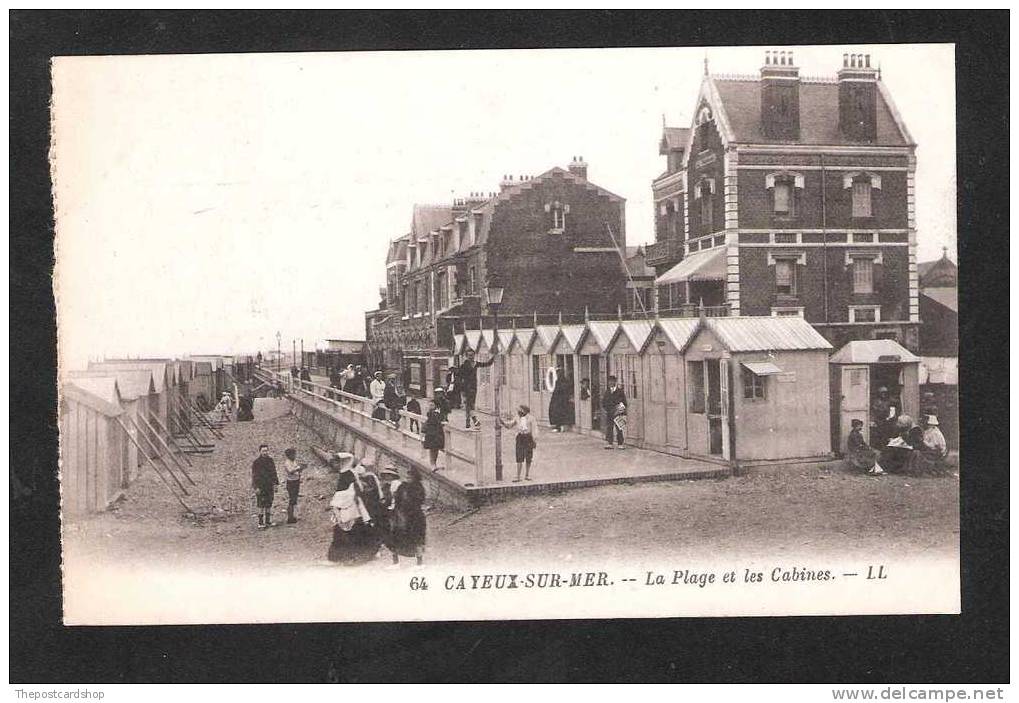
[942,246,948,259]
[617,304,623,321]
[703,55,709,76]
[533,311,538,327]
[584,305,590,323]
[558,310,563,326]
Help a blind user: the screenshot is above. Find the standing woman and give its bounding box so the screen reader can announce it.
[548,369,575,432]
[326,464,380,565]
[501,404,538,482]
[422,402,445,472]
[389,467,427,566]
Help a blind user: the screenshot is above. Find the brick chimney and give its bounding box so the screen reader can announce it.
[760,50,800,141]
[500,174,516,191]
[567,156,588,180]
[838,52,879,143]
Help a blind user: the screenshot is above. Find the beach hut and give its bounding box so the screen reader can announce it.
[504,327,535,416]
[604,320,653,442]
[575,321,619,435]
[681,317,833,463]
[527,325,562,423]
[69,369,157,475]
[88,360,172,442]
[60,377,128,516]
[828,339,920,454]
[474,329,496,412]
[639,318,701,452]
[547,324,586,431]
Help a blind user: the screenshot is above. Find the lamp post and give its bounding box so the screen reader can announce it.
[276,331,281,374]
[485,283,505,482]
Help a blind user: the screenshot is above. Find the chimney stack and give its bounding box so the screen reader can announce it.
[500,174,515,191]
[760,49,800,141]
[837,53,879,143]
[567,155,588,180]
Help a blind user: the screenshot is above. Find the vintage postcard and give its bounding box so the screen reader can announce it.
[52,44,959,624]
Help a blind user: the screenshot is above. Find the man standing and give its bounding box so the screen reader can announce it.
[455,349,496,429]
[870,386,897,450]
[601,375,627,449]
[282,447,302,524]
[369,371,386,406]
[251,444,279,528]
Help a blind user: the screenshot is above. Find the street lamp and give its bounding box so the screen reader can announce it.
[486,283,505,482]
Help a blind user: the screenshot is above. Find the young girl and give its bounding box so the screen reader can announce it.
[501,404,538,482]
[421,403,445,472]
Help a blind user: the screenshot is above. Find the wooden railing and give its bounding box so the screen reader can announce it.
[259,369,487,485]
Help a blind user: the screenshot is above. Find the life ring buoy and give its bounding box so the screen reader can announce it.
[544,366,558,393]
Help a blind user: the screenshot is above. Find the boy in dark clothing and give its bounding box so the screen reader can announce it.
[456,349,496,428]
[251,444,279,528]
[405,396,422,433]
[601,375,627,449]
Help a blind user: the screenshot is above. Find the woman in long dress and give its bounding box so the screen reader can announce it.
[548,371,575,432]
[326,467,382,565]
[386,467,427,566]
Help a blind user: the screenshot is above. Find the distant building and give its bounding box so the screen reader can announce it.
[917,250,957,448]
[365,158,634,397]
[649,50,920,352]
[309,339,366,375]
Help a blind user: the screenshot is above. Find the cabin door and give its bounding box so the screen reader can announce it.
[644,352,667,446]
[838,365,871,451]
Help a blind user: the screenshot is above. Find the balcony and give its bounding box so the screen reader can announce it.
[657,303,731,318]
[645,239,684,267]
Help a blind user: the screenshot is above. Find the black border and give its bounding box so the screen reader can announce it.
[10,10,1008,683]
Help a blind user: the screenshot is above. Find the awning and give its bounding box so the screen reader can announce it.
[655,246,726,285]
[742,361,784,376]
[829,339,920,365]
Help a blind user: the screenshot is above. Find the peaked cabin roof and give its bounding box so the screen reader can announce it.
[705,316,832,352]
[497,329,515,352]
[88,361,168,393]
[829,339,919,364]
[534,325,561,350]
[655,318,701,352]
[557,324,586,352]
[68,369,155,401]
[611,320,654,352]
[452,333,466,354]
[583,321,619,351]
[710,76,911,146]
[463,329,482,351]
[478,329,495,351]
[65,377,124,416]
[512,328,536,351]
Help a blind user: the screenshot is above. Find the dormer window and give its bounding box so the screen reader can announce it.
[695,105,713,147]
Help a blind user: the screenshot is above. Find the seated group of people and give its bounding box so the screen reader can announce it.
[846,413,949,476]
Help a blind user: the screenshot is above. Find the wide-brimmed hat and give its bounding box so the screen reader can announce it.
[851,418,864,428]
[333,451,356,470]
[379,467,401,480]
[878,386,889,393]
[924,414,940,426]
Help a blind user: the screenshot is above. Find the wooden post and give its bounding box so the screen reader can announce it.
[137,412,196,483]
[146,411,194,467]
[444,425,453,473]
[474,427,484,487]
[117,417,189,497]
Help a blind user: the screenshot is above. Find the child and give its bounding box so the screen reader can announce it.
[500,404,538,482]
[846,418,883,475]
[422,403,445,472]
[250,444,278,528]
[405,396,422,434]
[282,447,303,524]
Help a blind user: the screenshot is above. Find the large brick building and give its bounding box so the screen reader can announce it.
[649,50,920,352]
[365,158,635,398]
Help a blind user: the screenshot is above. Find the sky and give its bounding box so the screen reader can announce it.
[52,44,956,369]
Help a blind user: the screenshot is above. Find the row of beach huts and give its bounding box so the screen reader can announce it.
[453,314,921,467]
[60,355,254,516]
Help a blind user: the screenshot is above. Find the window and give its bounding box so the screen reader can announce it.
[771,307,804,317]
[700,182,713,230]
[742,369,766,400]
[852,257,874,294]
[403,284,411,316]
[687,360,705,413]
[546,201,569,232]
[773,180,795,216]
[468,266,477,295]
[408,362,422,390]
[851,179,872,218]
[532,355,548,392]
[850,305,880,323]
[775,258,797,295]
